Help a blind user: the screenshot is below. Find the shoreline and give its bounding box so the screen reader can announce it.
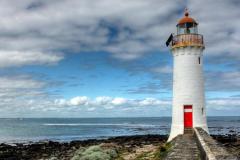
[0,134,239,159]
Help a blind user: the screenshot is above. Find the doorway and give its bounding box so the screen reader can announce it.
[184,105,193,128]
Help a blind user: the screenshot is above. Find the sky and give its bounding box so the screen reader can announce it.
[0,0,240,118]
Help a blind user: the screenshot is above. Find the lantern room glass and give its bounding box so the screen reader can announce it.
[177,22,198,35]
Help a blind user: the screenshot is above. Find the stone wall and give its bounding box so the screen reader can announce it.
[194,127,237,160]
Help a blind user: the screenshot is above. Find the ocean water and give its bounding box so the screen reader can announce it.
[0,117,239,143]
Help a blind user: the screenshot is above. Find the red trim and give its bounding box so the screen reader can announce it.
[184,105,192,109]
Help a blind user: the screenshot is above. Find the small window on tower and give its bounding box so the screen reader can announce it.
[198,57,201,64]
[202,107,204,115]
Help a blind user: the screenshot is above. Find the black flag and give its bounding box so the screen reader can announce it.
[166,34,173,47]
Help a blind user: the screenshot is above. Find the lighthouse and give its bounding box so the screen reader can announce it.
[167,9,208,141]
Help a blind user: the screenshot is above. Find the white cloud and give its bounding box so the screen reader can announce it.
[0,51,63,68]
[0,0,239,117]
[54,99,67,106]
[206,71,240,91]
[52,96,240,112]
[207,99,240,106]
[150,66,172,74]
[95,96,112,105]
[69,96,89,106]
[0,75,45,89]
[53,96,171,109]
[0,75,55,117]
[0,0,239,66]
[139,98,171,106]
[0,0,179,64]
[0,75,49,105]
[189,0,240,58]
[1,84,240,116]
[111,97,127,106]
[87,107,96,111]
[206,98,240,113]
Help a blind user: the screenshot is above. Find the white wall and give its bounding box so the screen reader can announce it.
[168,46,208,142]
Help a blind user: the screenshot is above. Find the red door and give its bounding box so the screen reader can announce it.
[184,105,193,128]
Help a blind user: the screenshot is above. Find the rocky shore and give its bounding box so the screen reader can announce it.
[0,134,239,160]
[212,134,240,158]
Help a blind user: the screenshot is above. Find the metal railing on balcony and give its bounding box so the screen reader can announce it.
[171,34,204,48]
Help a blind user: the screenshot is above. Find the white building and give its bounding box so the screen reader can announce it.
[167,10,209,141]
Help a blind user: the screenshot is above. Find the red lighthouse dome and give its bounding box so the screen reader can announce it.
[177,9,197,25]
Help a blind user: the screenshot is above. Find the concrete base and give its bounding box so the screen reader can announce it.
[194,128,237,160]
[165,128,237,160]
[168,125,209,142]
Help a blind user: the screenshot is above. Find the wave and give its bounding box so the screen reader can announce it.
[43,123,161,127]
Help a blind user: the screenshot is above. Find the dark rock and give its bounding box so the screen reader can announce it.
[0,135,167,160]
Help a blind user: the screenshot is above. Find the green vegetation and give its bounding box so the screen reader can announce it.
[135,151,152,160]
[71,145,118,160]
[154,142,172,159]
[70,142,170,160]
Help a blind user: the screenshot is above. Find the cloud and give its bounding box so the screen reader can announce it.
[0,75,52,117]
[38,96,171,111]
[0,0,239,117]
[0,76,239,118]
[126,82,163,94]
[189,0,240,59]
[206,71,240,91]
[0,0,181,66]
[0,0,239,66]
[69,96,89,106]
[139,98,171,106]
[95,96,112,105]
[0,51,63,68]
[53,95,240,113]
[150,66,172,74]
[206,98,240,115]
[0,75,50,104]
[111,97,127,106]
[0,75,45,89]
[55,96,170,108]
[207,98,240,107]
[87,107,96,111]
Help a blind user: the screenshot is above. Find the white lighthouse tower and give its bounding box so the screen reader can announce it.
[167,9,208,141]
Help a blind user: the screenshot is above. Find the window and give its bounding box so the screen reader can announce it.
[198,57,201,64]
[202,107,204,115]
[177,23,198,34]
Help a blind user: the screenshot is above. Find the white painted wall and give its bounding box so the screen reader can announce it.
[168,46,209,142]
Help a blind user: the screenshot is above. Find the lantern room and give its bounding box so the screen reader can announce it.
[171,9,204,49]
[177,9,198,35]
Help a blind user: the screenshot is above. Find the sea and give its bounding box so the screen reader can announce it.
[0,117,239,143]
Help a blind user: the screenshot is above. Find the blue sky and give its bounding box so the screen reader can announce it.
[0,0,239,117]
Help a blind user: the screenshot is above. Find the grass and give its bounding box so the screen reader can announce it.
[135,151,152,160]
[154,142,172,159]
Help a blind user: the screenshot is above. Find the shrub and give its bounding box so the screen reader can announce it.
[71,145,118,160]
